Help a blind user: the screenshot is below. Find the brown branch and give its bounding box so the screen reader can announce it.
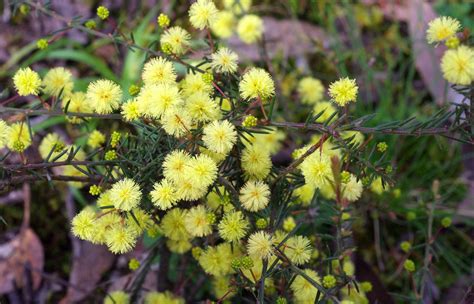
[0,106,122,120]
[1,174,106,189]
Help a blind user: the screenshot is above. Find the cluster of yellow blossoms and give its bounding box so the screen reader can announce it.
[4,1,444,303]
[426,16,474,85]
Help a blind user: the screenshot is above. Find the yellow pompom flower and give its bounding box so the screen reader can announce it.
[160,208,191,241]
[104,291,130,304]
[160,26,191,55]
[328,77,358,106]
[13,67,41,96]
[39,133,66,160]
[239,67,275,102]
[96,5,109,20]
[189,0,218,30]
[313,101,337,123]
[144,291,184,304]
[247,231,274,260]
[241,144,272,180]
[105,225,137,254]
[290,269,321,303]
[284,236,312,265]
[185,92,221,123]
[180,73,213,97]
[298,77,324,104]
[202,120,237,155]
[237,14,263,44]
[167,238,192,254]
[86,79,122,114]
[342,174,363,202]
[126,208,152,237]
[211,47,239,73]
[440,45,474,85]
[300,152,332,188]
[370,177,388,195]
[142,57,177,86]
[87,130,106,149]
[160,107,192,138]
[163,150,192,183]
[71,207,96,241]
[212,276,236,300]
[157,13,171,28]
[185,154,218,188]
[199,243,236,276]
[248,127,285,155]
[121,99,141,121]
[63,92,92,123]
[6,122,32,152]
[109,178,142,211]
[218,211,249,242]
[426,16,461,44]
[184,205,213,237]
[43,67,74,97]
[175,176,209,201]
[138,84,183,119]
[239,180,270,212]
[282,216,296,232]
[150,179,178,210]
[210,11,235,38]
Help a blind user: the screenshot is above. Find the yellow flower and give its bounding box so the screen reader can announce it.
[290,269,321,303]
[0,120,9,148]
[163,150,192,183]
[202,120,237,155]
[43,67,74,97]
[313,101,338,123]
[328,77,358,106]
[150,179,178,210]
[300,153,332,188]
[6,122,32,152]
[218,211,249,242]
[284,236,312,265]
[96,5,109,20]
[86,79,123,114]
[157,13,171,28]
[167,238,192,254]
[87,130,105,149]
[282,216,296,232]
[121,99,141,121]
[105,224,137,254]
[370,177,388,195]
[239,67,275,101]
[13,67,41,96]
[160,208,191,241]
[199,243,236,276]
[63,92,92,123]
[298,77,324,104]
[104,291,130,304]
[223,0,252,14]
[212,276,236,300]
[39,133,66,160]
[241,144,272,180]
[126,208,152,237]
[109,178,142,211]
[342,174,363,202]
[440,45,474,85]
[210,11,235,38]
[137,84,183,119]
[237,14,263,44]
[71,207,96,241]
[144,291,184,304]
[160,107,192,138]
[189,0,219,30]
[247,231,274,260]
[184,205,213,237]
[426,16,461,44]
[185,92,221,123]
[239,180,270,212]
[142,57,177,86]
[180,73,213,98]
[160,26,191,55]
[184,154,218,188]
[211,47,239,73]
